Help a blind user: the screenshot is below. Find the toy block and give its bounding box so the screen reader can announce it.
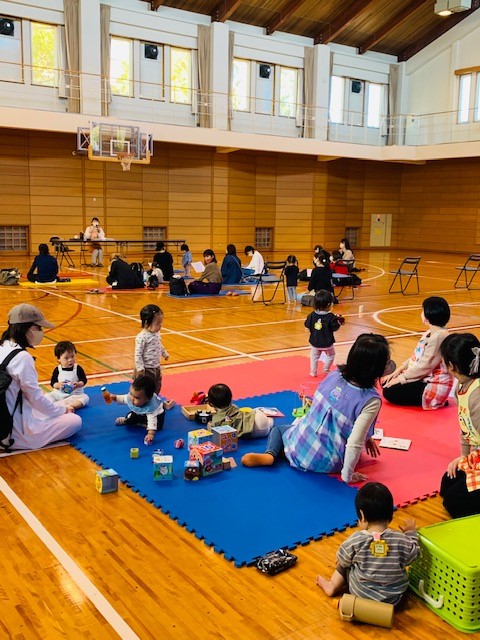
[222,456,237,470]
[96,468,119,494]
[190,441,223,476]
[211,425,238,453]
[184,459,201,481]
[153,454,173,481]
[187,428,213,448]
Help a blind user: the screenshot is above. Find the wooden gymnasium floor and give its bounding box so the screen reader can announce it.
[1,249,479,640]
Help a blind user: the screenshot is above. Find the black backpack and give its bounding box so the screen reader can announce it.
[147,274,159,289]
[0,349,24,452]
[169,276,189,296]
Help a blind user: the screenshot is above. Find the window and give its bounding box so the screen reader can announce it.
[110,37,133,97]
[278,67,297,118]
[31,22,58,86]
[170,47,191,104]
[475,73,480,121]
[0,226,28,252]
[255,227,273,250]
[367,83,381,128]
[143,226,166,252]
[458,74,471,123]
[456,71,480,123]
[232,58,250,111]
[329,76,345,124]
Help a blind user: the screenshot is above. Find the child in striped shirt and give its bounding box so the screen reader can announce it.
[316,482,420,605]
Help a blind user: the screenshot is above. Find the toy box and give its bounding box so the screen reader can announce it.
[409,514,480,633]
[153,454,173,481]
[187,428,213,448]
[190,441,223,476]
[181,404,216,420]
[95,469,119,494]
[211,425,238,453]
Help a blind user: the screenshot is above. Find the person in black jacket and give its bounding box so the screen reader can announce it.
[308,255,335,297]
[106,254,144,289]
[153,242,174,281]
[304,290,344,376]
[27,244,59,283]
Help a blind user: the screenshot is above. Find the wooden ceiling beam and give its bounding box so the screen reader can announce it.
[265,0,307,35]
[139,0,164,10]
[314,0,377,45]
[399,1,480,61]
[358,0,430,54]
[211,0,244,22]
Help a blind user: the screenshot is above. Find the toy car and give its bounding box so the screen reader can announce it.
[256,549,298,576]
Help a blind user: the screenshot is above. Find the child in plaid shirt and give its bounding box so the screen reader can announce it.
[241,334,390,484]
[440,332,480,518]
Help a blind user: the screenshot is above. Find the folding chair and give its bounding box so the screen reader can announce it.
[252,261,286,304]
[389,256,421,295]
[50,236,75,268]
[454,254,480,290]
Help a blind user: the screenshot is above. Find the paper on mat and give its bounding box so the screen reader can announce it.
[372,428,384,440]
[192,261,205,273]
[256,407,285,418]
[379,437,411,451]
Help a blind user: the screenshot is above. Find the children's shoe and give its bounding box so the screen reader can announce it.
[309,372,317,378]
[226,291,233,296]
[231,292,239,297]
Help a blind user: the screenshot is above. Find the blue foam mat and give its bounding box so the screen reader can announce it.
[71,384,358,566]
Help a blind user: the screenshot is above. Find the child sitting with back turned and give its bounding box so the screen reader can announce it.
[305,289,344,377]
[109,375,165,445]
[317,482,420,605]
[208,383,273,438]
[48,340,89,409]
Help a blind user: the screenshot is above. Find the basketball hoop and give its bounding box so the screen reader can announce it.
[117,152,135,171]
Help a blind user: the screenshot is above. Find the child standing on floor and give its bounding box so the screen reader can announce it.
[109,375,165,445]
[207,383,273,438]
[285,255,299,303]
[440,332,480,518]
[305,289,344,377]
[181,243,192,278]
[47,341,89,409]
[134,304,173,408]
[316,482,420,605]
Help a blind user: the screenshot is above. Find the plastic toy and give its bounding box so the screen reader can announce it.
[184,459,201,481]
[195,410,212,425]
[95,469,119,494]
[101,386,113,404]
[292,386,314,418]
[188,428,212,449]
[256,549,298,576]
[211,425,238,453]
[190,391,207,405]
[130,447,139,459]
[61,382,74,395]
[174,438,185,449]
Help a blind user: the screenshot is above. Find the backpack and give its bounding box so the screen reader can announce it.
[147,274,159,289]
[130,262,143,279]
[0,348,24,452]
[0,268,21,286]
[301,294,315,307]
[169,276,189,296]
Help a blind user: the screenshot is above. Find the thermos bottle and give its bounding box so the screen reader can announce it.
[338,594,394,629]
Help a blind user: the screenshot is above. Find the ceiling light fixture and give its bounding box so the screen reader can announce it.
[434,0,471,16]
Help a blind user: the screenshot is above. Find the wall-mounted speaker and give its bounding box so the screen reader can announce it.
[259,64,271,79]
[144,43,159,60]
[351,80,362,94]
[0,18,14,36]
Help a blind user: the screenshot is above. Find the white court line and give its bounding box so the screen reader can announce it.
[0,476,140,640]
[372,300,480,333]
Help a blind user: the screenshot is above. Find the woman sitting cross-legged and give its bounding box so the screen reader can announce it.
[188,249,222,295]
[241,333,390,484]
[27,244,59,283]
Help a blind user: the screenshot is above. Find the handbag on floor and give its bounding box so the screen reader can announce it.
[169,276,189,296]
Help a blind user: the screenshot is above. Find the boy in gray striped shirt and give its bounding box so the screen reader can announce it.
[316,482,420,605]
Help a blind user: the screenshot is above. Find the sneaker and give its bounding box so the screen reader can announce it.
[226,291,233,296]
[309,373,317,378]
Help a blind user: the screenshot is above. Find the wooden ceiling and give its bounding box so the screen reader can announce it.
[141,0,480,60]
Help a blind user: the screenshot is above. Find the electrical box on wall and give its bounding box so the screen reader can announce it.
[259,64,271,79]
[351,80,362,94]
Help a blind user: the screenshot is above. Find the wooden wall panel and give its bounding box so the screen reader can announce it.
[3,127,480,259]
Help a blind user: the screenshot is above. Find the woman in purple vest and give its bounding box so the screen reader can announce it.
[242,334,390,484]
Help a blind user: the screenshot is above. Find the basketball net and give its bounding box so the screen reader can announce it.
[117,152,135,171]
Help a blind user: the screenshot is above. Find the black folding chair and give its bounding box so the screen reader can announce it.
[389,257,421,295]
[252,261,286,305]
[50,236,75,268]
[454,254,480,290]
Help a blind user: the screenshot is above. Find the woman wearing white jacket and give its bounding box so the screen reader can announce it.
[0,304,81,451]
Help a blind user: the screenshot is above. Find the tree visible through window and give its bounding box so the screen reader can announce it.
[329,76,345,124]
[279,67,297,118]
[110,37,132,96]
[31,22,57,86]
[170,48,191,104]
[232,59,250,111]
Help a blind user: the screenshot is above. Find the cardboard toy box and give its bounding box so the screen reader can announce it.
[96,468,119,494]
[190,441,223,476]
[153,454,173,481]
[181,404,216,420]
[211,425,238,453]
[187,428,213,449]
